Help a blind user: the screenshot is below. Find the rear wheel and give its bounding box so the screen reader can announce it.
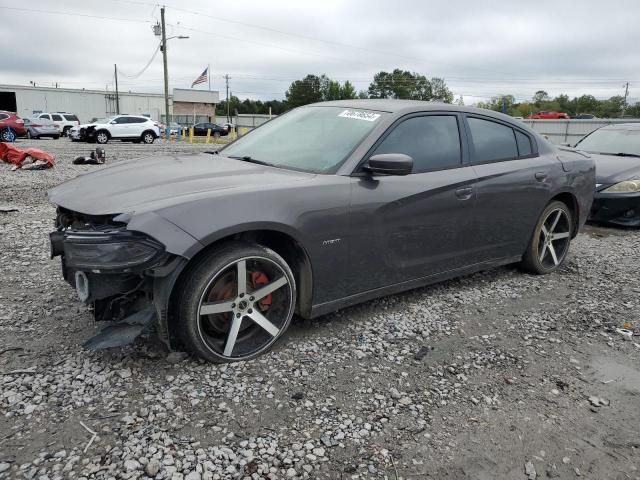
[26,130,34,139]
[95,130,109,144]
[520,201,573,274]
[53,135,60,140]
[175,243,296,363]
[62,126,71,137]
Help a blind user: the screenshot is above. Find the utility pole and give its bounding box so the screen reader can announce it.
[161,6,170,129]
[621,82,630,118]
[114,64,120,114]
[224,74,231,123]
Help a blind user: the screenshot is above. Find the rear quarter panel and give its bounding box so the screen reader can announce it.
[556,149,595,228]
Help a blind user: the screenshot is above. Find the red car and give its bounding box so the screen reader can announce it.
[0,111,26,141]
[528,111,570,119]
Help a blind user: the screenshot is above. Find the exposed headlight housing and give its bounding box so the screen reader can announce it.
[62,231,164,271]
[602,180,640,193]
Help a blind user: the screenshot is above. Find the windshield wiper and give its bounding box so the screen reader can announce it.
[227,155,275,167]
[595,152,640,158]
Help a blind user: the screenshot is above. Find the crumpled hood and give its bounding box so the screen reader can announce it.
[48,153,313,215]
[590,153,640,185]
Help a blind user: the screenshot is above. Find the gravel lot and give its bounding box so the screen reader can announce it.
[1,138,639,480]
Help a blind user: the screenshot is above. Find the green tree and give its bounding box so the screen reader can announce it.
[430,77,454,103]
[532,90,550,107]
[285,74,325,108]
[340,80,357,99]
[368,69,433,100]
[596,96,625,118]
[575,94,599,115]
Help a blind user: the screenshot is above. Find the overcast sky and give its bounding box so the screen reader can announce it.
[1,0,638,104]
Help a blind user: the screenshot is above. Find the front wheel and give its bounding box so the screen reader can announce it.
[175,243,296,363]
[95,131,109,144]
[520,201,573,274]
[141,131,155,144]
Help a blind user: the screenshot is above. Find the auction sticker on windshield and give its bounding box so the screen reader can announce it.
[338,109,381,122]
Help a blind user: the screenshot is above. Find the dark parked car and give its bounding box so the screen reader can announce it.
[48,100,594,362]
[0,110,26,141]
[192,122,227,137]
[573,123,640,226]
[24,118,61,139]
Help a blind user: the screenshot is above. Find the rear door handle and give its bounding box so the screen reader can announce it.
[455,187,473,199]
[535,172,548,181]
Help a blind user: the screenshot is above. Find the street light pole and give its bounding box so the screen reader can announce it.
[161,6,170,134]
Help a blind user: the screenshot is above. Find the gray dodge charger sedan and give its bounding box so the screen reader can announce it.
[48,100,595,362]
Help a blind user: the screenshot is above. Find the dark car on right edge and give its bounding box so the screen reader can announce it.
[573,123,640,227]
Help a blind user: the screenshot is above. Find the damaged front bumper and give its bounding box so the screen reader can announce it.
[50,208,183,349]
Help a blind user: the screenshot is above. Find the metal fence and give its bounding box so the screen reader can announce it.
[235,114,274,129]
[521,118,640,145]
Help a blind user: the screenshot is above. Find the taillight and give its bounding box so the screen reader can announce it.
[16,119,24,124]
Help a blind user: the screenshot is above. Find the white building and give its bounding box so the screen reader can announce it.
[0,84,219,125]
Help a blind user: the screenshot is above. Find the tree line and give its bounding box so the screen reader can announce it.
[476,90,639,118]
[215,68,454,116]
[216,73,638,119]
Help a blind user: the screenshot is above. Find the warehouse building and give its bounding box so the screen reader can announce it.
[0,84,219,125]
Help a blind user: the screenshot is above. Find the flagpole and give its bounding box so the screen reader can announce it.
[208,64,211,91]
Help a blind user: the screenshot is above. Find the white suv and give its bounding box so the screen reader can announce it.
[73,115,160,144]
[34,112,80,136]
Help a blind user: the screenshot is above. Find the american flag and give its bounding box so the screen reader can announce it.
[191,67,208,87]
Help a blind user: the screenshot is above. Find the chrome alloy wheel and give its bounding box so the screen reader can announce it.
[538,208,571,268]
[196,256,294,360]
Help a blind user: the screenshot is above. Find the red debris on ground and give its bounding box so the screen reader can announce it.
[0,143,56,169]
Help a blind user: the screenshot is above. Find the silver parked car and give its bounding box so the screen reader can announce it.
[24,118,60,139]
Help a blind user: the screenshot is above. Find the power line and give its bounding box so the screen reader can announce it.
[0,5,150,22]
[118,44,161,79]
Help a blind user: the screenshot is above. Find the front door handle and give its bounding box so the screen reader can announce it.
[455,187,473,200]
[535,172,548,181]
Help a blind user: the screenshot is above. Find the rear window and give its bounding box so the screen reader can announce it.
[63,114,79,121]
[0,113,8,121]
[468,117,518,162]
[51,114,63,121]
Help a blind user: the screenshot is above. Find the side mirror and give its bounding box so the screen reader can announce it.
[560,142,573,147]
[364,153,413,176]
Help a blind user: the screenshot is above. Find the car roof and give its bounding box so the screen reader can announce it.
[598,123,640,131]
[306,99,525,124]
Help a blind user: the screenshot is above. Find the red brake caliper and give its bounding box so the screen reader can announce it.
[250,271,272,311]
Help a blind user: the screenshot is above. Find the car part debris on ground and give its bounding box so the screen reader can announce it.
[73,147,106,165]
[0,142,56,170]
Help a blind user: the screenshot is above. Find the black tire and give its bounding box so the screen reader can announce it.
[1,128,13,142]
[62,126,71,137]
[213,131,221,139]
[95,130,109,144]
[141,131,155,144]
[520,200,573,274]
[26,130,34,139]
[175,243,296,363]
[53,135,60,140]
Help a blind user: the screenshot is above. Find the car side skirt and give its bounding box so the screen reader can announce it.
[309,255,522,318]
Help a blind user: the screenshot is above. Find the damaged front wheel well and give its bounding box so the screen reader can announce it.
[164,230,313,350]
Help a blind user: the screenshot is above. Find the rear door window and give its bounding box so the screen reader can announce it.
[515,130,533,156]
[51,114,63,121]
[63,114,79,121]
[467,117,518,162]
[373,115,462,173]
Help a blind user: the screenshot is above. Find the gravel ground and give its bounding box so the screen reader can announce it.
[1,138,639,480]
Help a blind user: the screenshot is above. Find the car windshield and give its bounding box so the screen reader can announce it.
[576,128,640,157]
[221,106,388,173]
